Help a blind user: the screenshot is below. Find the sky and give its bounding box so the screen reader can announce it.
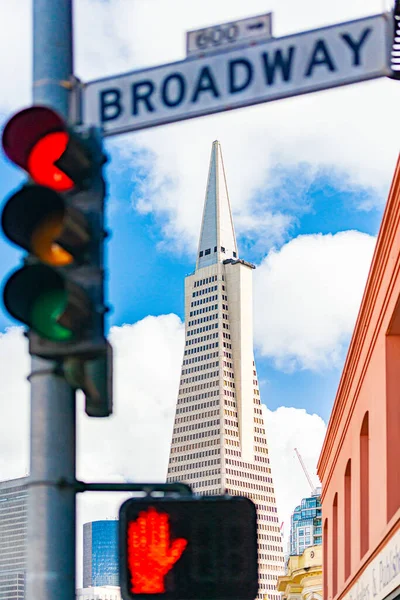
[0,0,399,584]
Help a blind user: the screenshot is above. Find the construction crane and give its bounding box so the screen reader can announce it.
[294,447,316,495]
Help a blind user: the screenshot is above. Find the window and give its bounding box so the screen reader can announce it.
[323,519,328,599]
[214,246,217,252]
[344,459,351,579]
[221,246,225,253]
[333,494,338,596]
[360,412,369,557]
[386,335,400,521]
[199,251,203,257]
[205,248,211,255]
[233,251,237,257]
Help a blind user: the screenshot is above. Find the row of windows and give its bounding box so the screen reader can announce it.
[189,304,218,317]
[188,313,218,327]
[180,380,219,396]
[186,332,218,345]
[199,247,237,258]
[194,275,218,287]
[179,382,218,397]
[184,344,218,355]
[172,428,219,444]
[168,458,220,473]
[222,322,230,329]
[176,400,219,414]
[173,419,220,434]
[177,389,219,404]
[185,342,219,354]
[179,468,221,480]
[180,367,219,384]
[255,427,266,434]
[225,478,275,493]
[192,285,218,297]
[191,294,218,307]
[170,438,219,453]
[224,351,232,359]
[170,448,220,462]
[224,390,235,397]
[187,322,218,336]
[226,458,270,472]
[182,357,219,374]
[174,410,219,424]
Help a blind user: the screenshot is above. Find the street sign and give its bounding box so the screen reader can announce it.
[83,14,391,137]
[186,13,273,58]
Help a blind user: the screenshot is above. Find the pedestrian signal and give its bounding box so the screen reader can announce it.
[119,495,259,600]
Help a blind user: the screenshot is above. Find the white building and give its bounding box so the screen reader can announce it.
[76,586,121,600]
[166,141,284,600]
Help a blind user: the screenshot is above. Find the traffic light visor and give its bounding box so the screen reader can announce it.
[2,106,91,190]
[3,264,91,341]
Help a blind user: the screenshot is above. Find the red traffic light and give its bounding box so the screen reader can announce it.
[2,106,91,191]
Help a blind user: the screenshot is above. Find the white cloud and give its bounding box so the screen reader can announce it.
[0,317,327,582]
[263,405,327,549]
[0,0,398,255]
[254,230,376,371]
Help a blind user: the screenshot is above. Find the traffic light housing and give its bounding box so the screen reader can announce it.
[1,106,112,415]
[119,495,259,600]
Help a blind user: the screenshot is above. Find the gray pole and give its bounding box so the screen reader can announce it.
[27,1,76,599]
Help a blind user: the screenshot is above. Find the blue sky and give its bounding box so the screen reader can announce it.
[0,130,387,423]
[0,0,399,549]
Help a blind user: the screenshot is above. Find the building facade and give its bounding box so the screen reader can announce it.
[317,155,400,600]
[277,545,323,600]
[166,141,284,600]
[289,490,322,556]
[83,520,118,588]
[76,586,121,600]
[0,477,27,600]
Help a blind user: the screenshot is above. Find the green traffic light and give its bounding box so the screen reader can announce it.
[3,264,90,344]
[31,289,74,342]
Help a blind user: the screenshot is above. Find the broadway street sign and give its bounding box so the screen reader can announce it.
[83,14,391,137]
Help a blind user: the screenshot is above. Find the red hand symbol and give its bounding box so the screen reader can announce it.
[127,507,187,594]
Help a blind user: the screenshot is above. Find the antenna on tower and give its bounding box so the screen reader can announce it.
[294,448,317,495]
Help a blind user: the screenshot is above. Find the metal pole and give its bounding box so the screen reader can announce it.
[27,1,76,599]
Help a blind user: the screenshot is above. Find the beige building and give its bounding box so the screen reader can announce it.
[166,141,284,600]
[277,546,323,600]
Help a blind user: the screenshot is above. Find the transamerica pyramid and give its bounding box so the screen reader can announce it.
[166,141,284,600]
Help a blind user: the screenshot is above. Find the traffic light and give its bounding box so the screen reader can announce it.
[119,495,259,600]
[391,0,400,78]
[1,106,112,415]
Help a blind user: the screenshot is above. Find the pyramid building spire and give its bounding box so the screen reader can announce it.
[167,142,284,600]
[196,141,238,270]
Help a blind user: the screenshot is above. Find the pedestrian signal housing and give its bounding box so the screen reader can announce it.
[119,495,259,600]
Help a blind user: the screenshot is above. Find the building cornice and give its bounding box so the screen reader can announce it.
[317,154,400,488]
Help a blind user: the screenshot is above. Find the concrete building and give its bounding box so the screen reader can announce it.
[277,545,323,600]
[83,520,118,588]
[289,490,322,556]
[0,477,27,600]
[317,155,400,600]
[76,586,121,600]
[166,140,284,600]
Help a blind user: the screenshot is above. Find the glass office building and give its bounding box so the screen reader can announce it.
[0,477,28,600]
[289,489,322,556]
[83,520,119,588]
